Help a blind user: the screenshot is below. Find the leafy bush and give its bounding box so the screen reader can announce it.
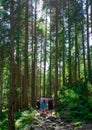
[0,109,8,129]
[57,81,92,123]
[0,108,37,130]
[15,108,37,129]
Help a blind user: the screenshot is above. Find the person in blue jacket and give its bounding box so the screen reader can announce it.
[40,96,47,114]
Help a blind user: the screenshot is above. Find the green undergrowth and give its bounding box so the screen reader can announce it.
[56,80,92,124]
[15,108,38,130]
[0,108,38,130]
[0,109,8,130]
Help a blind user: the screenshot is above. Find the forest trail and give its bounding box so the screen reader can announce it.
[24,112,92,130]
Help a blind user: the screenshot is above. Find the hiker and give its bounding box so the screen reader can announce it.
[40,96,47,114]
[36,98,40,111]
[48,96,53,116]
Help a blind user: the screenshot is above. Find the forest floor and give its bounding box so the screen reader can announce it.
[24,111,92,130]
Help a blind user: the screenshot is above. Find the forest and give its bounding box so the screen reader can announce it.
[0,0,92,130]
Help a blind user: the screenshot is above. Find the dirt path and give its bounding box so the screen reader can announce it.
[24,112,92,130]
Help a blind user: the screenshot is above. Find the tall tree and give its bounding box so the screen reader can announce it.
[40,38,43,97]
[43,5,47,96]
[91,0,92,33]
[68,0,72,85]
[15,0,22,110]
[81,0,86,80]
[86,0,91,80]
[49,7,52,94]
[22,0,29,108]
[8,0,15,129]
[54,0,59,105]
[0,45,4,112]
[31,0,37,107]
[74,23,78,81]
[62,15,65,85]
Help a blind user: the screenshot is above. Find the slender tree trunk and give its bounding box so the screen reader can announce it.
[31,0,37,107]
[22,0,29,109]
[62,15,65,85]
[24,0,29,107]
[49,8,52,94]
[74,23,77,81]
[8,0,15,129]
[78,51,80,79]
[0,52,3,112]
[68,0,72,85]
[82,21,86,80]
[81,0,86,80]
[40,39,43,97]
[54,0,58,106]
[86,0,91,80]
[15,0,22,110]
[31,0,34,106]
[43,7,47,96]
[74,23,80,81]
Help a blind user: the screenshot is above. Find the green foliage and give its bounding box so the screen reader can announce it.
[15,108,37,129]
[0,109,8,130]
[57,81,92,123]
[0,108,37,130]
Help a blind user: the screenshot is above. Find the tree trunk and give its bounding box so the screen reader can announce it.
[15,0,22,110]
[68,0,72,85]
[23,0,29,108]
[31,0,37,107]
[54,0,59,106]
[8,0,15,129]
[43,7,47,96]
[62,15,65,85]
[86,0,91,80]
[74,23,77,81]
[0,51,3,112]
[81,0,86,80]
[49,8,52,94]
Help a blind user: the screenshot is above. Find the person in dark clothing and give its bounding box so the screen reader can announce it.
[36,98,40,111]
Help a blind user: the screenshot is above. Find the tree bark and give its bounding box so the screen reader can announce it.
[68,0,72,85]
[54,0,59,106]
[86,0,91,80]
[62,15,65,85]
[8,0,15,129]
[43,7,47,96]
[31,0,37,107]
